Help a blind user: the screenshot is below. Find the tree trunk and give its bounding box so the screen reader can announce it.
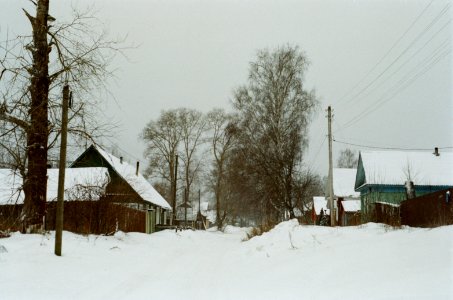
[215,163,223,229]
[169,158,175,214]
[23,0,51,228]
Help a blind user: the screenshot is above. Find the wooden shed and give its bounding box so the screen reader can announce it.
[338,200,361,226]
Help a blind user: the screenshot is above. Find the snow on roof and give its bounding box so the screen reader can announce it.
[313,196,330,215]
[205,210,216,223]
[199,202,216,222]
[200,201,209,212]
[0,167,109,205]
[177,202,192,208]
[94,146,172,210]
[333,168,360,198]
[375,201,400,208]
[359,150,453,187]
[46,168,109,202]
[341,200,361,212]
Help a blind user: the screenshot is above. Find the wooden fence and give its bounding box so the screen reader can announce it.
[0,201,146,234]
[374,202,401,227]
[0,204,23,232]
[401,188,453,228]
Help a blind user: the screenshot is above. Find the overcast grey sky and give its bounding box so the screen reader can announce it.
[2,0,452,175]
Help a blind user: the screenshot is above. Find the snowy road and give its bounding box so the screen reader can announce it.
[1,221,452,300]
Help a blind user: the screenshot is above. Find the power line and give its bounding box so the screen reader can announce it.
[104,136,143,163]
[348,19,451,106]
[333,139,453,151]
[338,41,451,131]
[333,117,346,140]
[335,0,435,106]
[337,32,451,131]
[340,2,451,107]
[307,134,327,171]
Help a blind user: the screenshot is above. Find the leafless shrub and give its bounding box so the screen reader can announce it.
[243,221,277,241]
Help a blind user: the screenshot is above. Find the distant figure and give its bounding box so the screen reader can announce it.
[319,209,329,226]
[318,208,324,225]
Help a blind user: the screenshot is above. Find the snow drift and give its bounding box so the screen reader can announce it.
[0,221,451,299]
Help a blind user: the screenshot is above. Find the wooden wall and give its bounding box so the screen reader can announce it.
[401,188,453,227]
[0,201,146,234]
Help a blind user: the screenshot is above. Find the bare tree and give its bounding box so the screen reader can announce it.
[141,108,207,222]
[337,148,358,168]
[294,171,324,223]
[179,108,207,209]
[232,45,318,223]
[0,1,122,229]
[206,108,238,229]
[0,120,27,172]
[142,109,182,213]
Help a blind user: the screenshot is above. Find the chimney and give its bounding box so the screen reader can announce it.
[434,147,439,156]
[120,156,123,164]
[136,161,139,176]
[405,181,416,200]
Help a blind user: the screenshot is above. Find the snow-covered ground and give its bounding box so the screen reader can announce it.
[1,220,452,300]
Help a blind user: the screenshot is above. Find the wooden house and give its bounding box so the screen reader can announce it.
[70,145,172,233]
[199,201,214,228]
[175,201,213,229]
[311,196,330,225]
[354,149,453,223]
[176,201,195,228]
[333,168,361,226]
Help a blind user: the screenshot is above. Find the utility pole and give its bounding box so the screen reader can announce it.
[55,85,70,256]
[184,186,188,228]
[197,189,201,230]
[172,154,178,225]
[198,189,201,214]
[327,106,336,226]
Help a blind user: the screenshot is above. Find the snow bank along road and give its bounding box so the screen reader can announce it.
[1,220,452,300]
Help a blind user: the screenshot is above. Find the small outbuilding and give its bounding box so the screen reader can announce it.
[311,196,330,225]
[338,199,361,226]
[333,168,361,226]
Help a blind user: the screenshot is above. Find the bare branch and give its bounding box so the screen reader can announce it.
[22,9,36,27]
[0,112,30,131]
